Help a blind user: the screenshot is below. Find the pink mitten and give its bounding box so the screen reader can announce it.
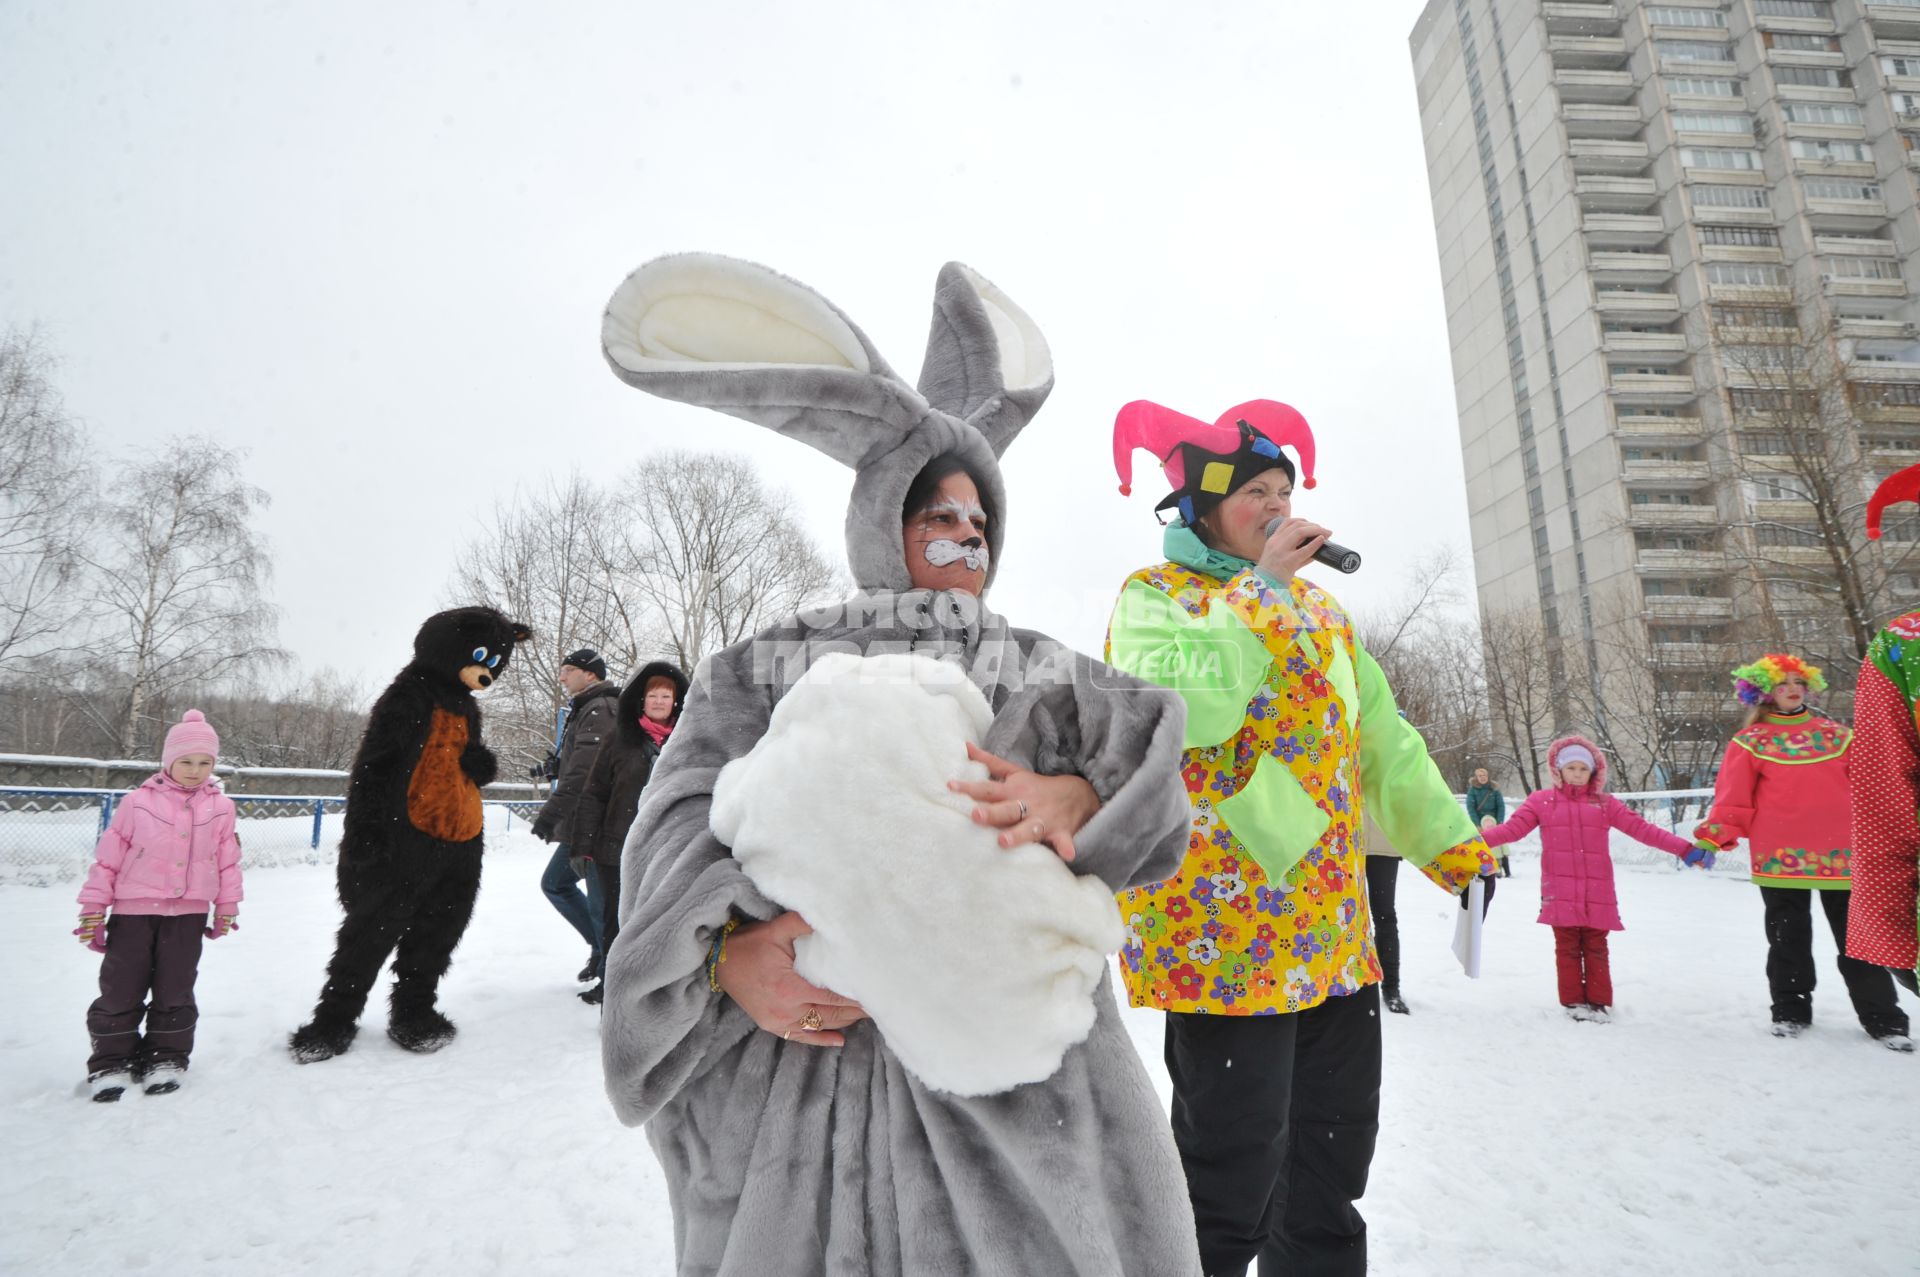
[205,912,239,940]
[75,912,108,953]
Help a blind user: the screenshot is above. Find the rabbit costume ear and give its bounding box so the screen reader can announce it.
[916,262,1055,457]
[603,253,1051,595]
[602,253,929,469]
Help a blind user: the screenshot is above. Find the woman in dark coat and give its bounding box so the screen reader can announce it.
[572,660,688,1004]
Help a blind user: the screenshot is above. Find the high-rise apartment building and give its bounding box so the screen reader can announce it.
[1411,0,1920,782]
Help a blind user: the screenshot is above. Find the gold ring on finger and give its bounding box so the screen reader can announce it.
[800,1008,824,1032]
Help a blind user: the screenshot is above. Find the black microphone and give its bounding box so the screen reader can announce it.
[1265,517,1361,574]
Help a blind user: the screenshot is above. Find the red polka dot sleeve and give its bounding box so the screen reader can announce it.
[1847,657,1920,970]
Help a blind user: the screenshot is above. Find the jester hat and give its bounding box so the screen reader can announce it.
[1113,399,1317,525]
[1867,462,1920,541]
[1730,653,1827,707]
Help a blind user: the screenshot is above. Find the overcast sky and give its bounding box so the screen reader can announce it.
[0,0,1472,693]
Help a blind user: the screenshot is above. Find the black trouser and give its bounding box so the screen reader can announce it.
[595,857,621,962]
[1364,855,1400,999]
[86,914,204,1077]
[306,851,483,1029]
[1165,992,1382,1277]
[1497,854,1512,878]
[1759,886,1907,1036]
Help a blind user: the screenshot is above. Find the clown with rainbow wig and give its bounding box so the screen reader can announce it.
[1695,644,1910,1047]
[1102,397,1499,1271]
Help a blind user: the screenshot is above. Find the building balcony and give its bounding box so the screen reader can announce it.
[1652,642,1727,667]
[1603,331,1689,361]
[1564,103,1645,138]
[1545,1,1621,34]
[1814,234,1897,257]
[1628,503,1721,527]
[1757,544,1837,566]
[1551,34,1629,68]
[1804,196,1890,232]
[1597,289,1681,316]
[1616,413,1705,441]
[1766,49,1848,70]
[1825,277,1908,299]
[1707,284,1795,305]
[1848,359,1920,381]
[1644,595,1735,621]
[1610,374,1699,405]
[1869,444,1920,467]
[1752,499,1819,522]
[1578,174,1659,212]
[1584,212,1665,248]
[1589,250,1674,284]
[1867,5,1920,41]
[1858,403,1920,424]
[1556,68,1637,103]
[1623,458,1713,483]
[1713,325,1800,347]
[1840,316,1916,339]
[1638,550,1728,574]
[1571,138,1652,174]
[1701,244,1786,265]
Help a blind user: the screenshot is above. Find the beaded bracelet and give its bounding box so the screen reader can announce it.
[705,917,740,993]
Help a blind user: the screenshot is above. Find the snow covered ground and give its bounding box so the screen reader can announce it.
[3,832,1915,1276]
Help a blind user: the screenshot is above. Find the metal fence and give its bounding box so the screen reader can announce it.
[0,786,544,887]
[1,777,1734,887]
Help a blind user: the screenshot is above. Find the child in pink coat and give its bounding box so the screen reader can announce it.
[1481,736,1709,1021]
[75,710,243,1100]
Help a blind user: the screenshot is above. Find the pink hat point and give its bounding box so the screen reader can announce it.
[1867,462,1920,540]
[1111,397,1319,496]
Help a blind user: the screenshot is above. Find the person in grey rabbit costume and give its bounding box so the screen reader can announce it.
[597,251,1204,1277]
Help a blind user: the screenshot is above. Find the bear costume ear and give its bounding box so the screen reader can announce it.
[602,253,929,470]
[916,262,1054,458]
[510,623,532,643]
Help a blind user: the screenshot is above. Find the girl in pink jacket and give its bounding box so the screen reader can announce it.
[1481,736,1707,1022]
[75,710,243,1101]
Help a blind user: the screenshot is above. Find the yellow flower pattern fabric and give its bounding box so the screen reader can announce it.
[1107,562,1491,1016]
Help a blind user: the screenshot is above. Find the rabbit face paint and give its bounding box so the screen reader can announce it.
[904,476,990,594]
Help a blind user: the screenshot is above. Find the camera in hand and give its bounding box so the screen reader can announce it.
[1264,517,1361,574]
[528,750,560,782]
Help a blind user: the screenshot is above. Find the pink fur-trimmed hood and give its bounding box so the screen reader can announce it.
[1547,734,1609,795]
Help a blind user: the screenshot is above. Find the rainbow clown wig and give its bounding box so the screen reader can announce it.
[1730,653,1828,707]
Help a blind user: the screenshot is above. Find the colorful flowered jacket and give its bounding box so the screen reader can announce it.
[1849,613,1920,974]
[1105,525,1492,1016]
[1693,709,1851,888]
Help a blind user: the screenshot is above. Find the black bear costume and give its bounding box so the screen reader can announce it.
[290,606,531,1063]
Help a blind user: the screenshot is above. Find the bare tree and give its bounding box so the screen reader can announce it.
[201,668,371,770]
[1709,294,1920,670]
[612,451,842,673]
[0,329,94,673]
[1356,548,1493,786]
[1478,604,1560,794]
[71,437,283,754]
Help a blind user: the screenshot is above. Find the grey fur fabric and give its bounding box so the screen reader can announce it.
[599,255,1201,1276]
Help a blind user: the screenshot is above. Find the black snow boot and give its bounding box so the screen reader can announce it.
[577,952,601,983]
[579,981,604,1006]
[289,1015,360,1064]
[1382,989,1409,1015]
[88,1069,131,1102]
[388,994,457,1053]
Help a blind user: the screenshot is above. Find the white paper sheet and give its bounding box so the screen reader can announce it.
[1451,877,1485,978]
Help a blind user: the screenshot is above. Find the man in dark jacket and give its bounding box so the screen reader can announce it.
[532,648,622,984]
[572,660,688,1005]
[1466,767,1511,876]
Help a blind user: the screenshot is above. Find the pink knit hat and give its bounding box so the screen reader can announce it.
[162,709,220,770]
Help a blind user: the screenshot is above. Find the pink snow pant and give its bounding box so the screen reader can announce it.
[1553,926,1613,1009]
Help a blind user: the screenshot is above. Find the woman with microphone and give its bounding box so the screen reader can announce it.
[1105,399,1497,1277]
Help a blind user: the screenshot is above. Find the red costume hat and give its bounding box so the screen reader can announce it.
[1113,399,1318,525]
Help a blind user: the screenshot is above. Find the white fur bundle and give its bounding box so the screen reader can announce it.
[709,651,1123,1097]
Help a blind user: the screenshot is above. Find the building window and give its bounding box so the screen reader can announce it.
[1713,303,1796,327]
[1886,56,1920,77]
[1893,92,1920,116]
[1780,102,1862,126]
[1767,32,1840,51]
[1755,0,1830,15]
[1682,146,1763,169]
[1774,66,1850,87]
[1730,388,1817,412]
[1859,383,1920,405]
[1673,111,1752,133]
[1803,177,1882,200]
[1690,183,1770,208]
[1650,6,1728,26]
[1707,261,1789,286]
[1753,525,1825,547]
[1790,138,1872,162]
[1745,476,1810,501]
[1667,76,1743,97]
[1822,256,1903,280]
[1700,226,1780,247]
[1659,41,1737,62]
